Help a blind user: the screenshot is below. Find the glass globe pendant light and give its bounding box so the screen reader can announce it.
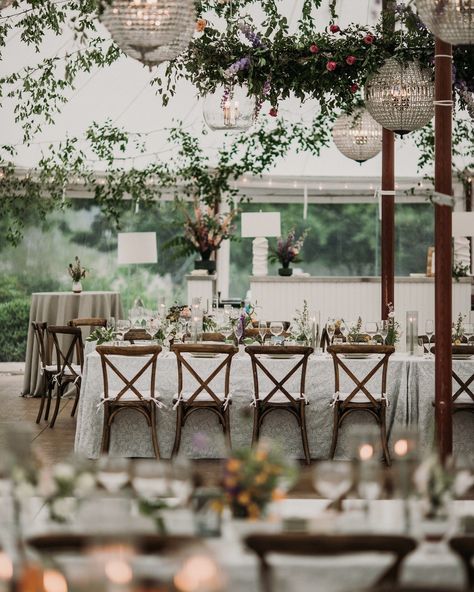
[365,58,434,135]
[332,108,383,163]
[100,0,196,69]
[415,0,474,45]
[203,85,256,132]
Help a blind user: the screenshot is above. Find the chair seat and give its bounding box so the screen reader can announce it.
[173,392,230,405]
[255,392,306,404]
[43,364,81,375]
[335,392,386,404]
[101,390,161,403]
[454,393,474,405]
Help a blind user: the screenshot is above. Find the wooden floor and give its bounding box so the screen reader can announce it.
[0,372,317,496]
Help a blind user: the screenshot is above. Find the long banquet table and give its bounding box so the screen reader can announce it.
[74,347,474,461]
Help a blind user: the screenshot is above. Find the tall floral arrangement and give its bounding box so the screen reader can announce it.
[68,256,87,282]
[386,302,401,345]
[270,228,308,268]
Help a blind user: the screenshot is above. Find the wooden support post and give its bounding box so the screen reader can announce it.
[434,38,453,462]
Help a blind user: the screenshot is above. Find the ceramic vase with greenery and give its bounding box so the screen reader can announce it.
[270,228,308,277]
[68,256,87,293]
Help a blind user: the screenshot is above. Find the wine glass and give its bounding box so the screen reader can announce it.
[168,459,192,507]
[115,319,131,345]
[425,319,435,356]
[313,461,353,509]
[174,320,186,343]
[107,317,116,331]
[269,321,283,341]
[339,320,349,343]
[464,323,473,344]
[303,322,312,346]
[234,320,244,343]
[365,322,378,345]
[131,460,170,500]
[326,319,336,343]
[220,322,233,343]
[258,321,267,344]
[378,320,389,345]
[96,457,130,494]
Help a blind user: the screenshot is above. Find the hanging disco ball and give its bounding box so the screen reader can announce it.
[203,85,256,132]
[365,58,434,135]
[100,0,196,69]
[332,108,383,163]
[415,0,474,45]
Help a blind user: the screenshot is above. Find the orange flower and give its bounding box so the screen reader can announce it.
[237,491,250,505]
[272,488,286,502]
[224,477,237,488]
[255,449,268,462]
[196,18,207,32]
[254,472,268,485]
[248,503,261,520]
[227,458,241,473]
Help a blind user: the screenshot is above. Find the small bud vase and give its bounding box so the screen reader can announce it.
[72,281,82,293]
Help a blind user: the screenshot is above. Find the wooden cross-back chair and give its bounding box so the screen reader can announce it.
[449,536,474,588]
[430,345,474,413]
[47,325,84,428]
[327,344,395,464]
[69,317,107,328]
[245,345,313,464]
[245,533,417,592]
[96,345,162,458]
[170,343,238,457]
[31,321,55,424]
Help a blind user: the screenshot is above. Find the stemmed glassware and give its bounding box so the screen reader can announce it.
[220,322,233,343]
[115,319,131,345]
[425,319,434,356]
[97,457,130,494]
[258,321,267,345]
[378,320,389,345]
[464,323,473,344]
[313,461,353,509]
[269,321,283,342]
[234,320,244,344]
[303,322,312,346]
[145,316,160,341]
[365,322,378,345]
[338,320,349,344]
[326,319,336,344]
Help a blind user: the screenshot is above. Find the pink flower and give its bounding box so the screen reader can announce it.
[309,43,319,54]
[350,83,359,93]
[269,107,278,117]
[329,24,340,33]
[363,34,375,45]
[346,55,356,65]
[326,61,337,72]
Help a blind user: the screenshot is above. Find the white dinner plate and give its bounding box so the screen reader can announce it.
[264,353,296,359]
[343,353,374,359]
[190,352,219,358]
[452,354,473,360]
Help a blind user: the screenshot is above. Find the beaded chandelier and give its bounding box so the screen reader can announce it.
[332,108,383,163]
[415,0,474,45]
[365,58,434,135]
[100,0,196,69]
[203,85,256,132]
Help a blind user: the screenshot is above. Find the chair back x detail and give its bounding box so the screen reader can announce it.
[170,343,238,457]
[451,345,474,410]
[31,322,54,424]
[245,345,313,464]
[96,345,162,458]
[245,533,417,592]
[327,344,395,464]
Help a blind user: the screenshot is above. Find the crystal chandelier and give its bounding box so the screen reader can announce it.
[332,108,383,163]
[100,0,196,69]
[203,85,256,132]
[365,58,434,135]
[415,0,474,45]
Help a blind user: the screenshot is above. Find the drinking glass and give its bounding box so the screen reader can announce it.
[365,322,378,345]
[220,323,233,342]
[339,320,349,342]
[269,321,283,339]
[131,460,170,499]
[115,319,131,345]
[234,321,244,343]
[258,321,267,344]
[169,459,193,506]
[174,320,186,343]
[97,457,130,494]
[425,319,435,356]
[378,320,389,345]
[313,461,353,505]
[107,317,116,331]
[464,323,474,344]
[303,322,312,346]
[326,319,336,343]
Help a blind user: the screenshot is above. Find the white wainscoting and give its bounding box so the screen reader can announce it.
[250,276,472,348]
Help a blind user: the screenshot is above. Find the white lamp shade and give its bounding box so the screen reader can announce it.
[117,232,158,264]
[241,212,281,238]
[452,212,474,237]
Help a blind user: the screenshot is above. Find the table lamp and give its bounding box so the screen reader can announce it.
[241,212,281,276]
[117,232,158,264]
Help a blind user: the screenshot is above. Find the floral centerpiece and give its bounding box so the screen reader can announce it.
[269,228,308,277]
[452,312,466,344]
[385,303,401,346]
[68,256,87,293]
[292,300,311,342]
[86,326,116,345]
[167,197,238,274]
[223,442,298,520]
[347,317,367,343]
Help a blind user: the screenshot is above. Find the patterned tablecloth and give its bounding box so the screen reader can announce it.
[74,347,474,461]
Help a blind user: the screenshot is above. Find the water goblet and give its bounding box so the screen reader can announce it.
[107,317,116,331]
[258,321,267,344]
[313,461,353,510]
[220,323,233,343]
[269,321,284,342]
[131,460,170,500]
[464,323,473,344]
[97,457,130,494]
[326,319,336,344]
[234,321,244,344]
[378,320,389,345]
[115,319,131,345]
[365,322,378,345]
[425,319,435,356]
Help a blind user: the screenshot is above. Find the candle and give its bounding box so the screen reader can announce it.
[406,311,418,356]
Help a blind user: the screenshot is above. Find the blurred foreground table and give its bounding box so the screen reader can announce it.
[22,291,123,396]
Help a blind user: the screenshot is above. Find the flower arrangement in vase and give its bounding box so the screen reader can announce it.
[385,303,401,346]
[269,228,308,276]
[223,442,298,520]
[166,196,237,275]
[68,256,87,293]
[452,312,466,344]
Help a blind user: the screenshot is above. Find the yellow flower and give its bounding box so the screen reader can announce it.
[255,450,268,462]
[254,472,268,485]
[196,18,207,32]
[237,491,250,505]
[248,503,260,520]
[225,477,237,489]
[227,459,241,473]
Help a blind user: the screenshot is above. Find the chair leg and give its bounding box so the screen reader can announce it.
[300,403,311,465]
[49,383,63,428]
[100,405,111,454]
[251,405,260,446]
[223,405,232,451]
[329,404,340,459]
[150,404,160,459]
[71,383,81,417]
[379,405,391,466]
[36,391,46,424]
[44,381,53,421]
[171,404,184,458]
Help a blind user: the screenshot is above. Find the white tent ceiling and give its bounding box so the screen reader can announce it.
[0,1,471,180]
